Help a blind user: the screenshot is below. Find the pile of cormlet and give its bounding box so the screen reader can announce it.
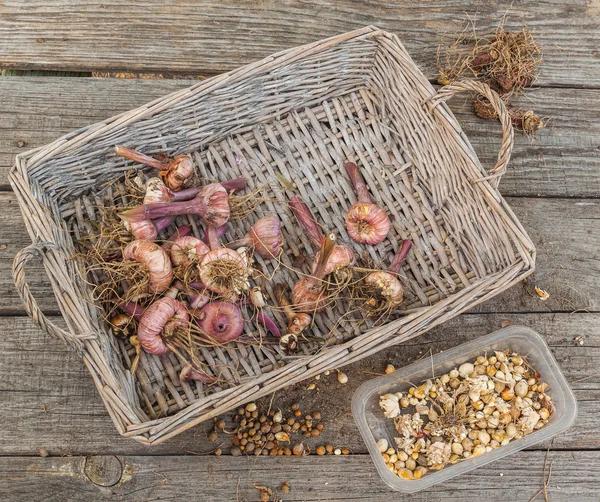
[377,350,554,480]
[85,147,412,383]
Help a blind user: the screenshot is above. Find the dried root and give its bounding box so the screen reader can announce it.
[229,187,269,220]
[474,96,547,139]
[438,20,547,138]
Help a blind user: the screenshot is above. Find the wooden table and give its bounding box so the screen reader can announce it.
[0,2,598,500]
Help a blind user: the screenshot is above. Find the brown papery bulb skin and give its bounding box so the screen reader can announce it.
[129,177,173,240]
[123,240,173,293]
[138,297,189,355]
[161,154,194,192]
[344,162,391,245]
[287,311,311,335]
[274,283,312,335]
[196,301,244,344]
[247,215,284,259]
[180,363,217,384]
[170,236,210,267]
[292,233,337,313]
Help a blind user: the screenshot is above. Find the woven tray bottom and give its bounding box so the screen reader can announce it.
[67,87,484,420]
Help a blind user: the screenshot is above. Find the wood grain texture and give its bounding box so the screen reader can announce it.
[2,192,597,315]
[0,78,193,187]
[0,1,599,87]
[1,313,597,456]
[1,78,598,196]
[1,451,598,501]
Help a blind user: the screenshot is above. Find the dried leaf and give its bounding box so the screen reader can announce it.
[535,286,550,301]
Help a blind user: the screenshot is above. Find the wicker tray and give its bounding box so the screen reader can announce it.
[11,26,535,444]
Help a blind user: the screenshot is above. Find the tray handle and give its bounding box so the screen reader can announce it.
[13,242,94,351]
[427,79,514,189]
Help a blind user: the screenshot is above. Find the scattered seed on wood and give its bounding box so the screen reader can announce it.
[292,443,305,456]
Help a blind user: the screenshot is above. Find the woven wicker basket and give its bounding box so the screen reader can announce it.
[11,26,535,444]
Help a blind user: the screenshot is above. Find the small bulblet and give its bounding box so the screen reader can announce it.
[346,202,390,245]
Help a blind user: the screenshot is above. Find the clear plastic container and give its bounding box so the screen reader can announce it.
[352,326,577,493]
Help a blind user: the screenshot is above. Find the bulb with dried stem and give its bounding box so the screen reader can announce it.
[120,183,230,228]
[362,240,412,311]
[274,283,311,336]
[344,162,390,245]
[289,195,354,275]
[115,145,193,192]
[291,232,338,313]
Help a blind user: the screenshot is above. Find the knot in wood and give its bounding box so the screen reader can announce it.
[84,455,123,487]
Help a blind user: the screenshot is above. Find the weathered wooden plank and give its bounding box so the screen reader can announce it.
[0,451,598,501]
[471,197,600,314]
[0,78,192,186]
[1,314,597,456]
[0,1,598,87]
[1,78,598,196]
[1,192,597,315]
[452,88,600,198]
